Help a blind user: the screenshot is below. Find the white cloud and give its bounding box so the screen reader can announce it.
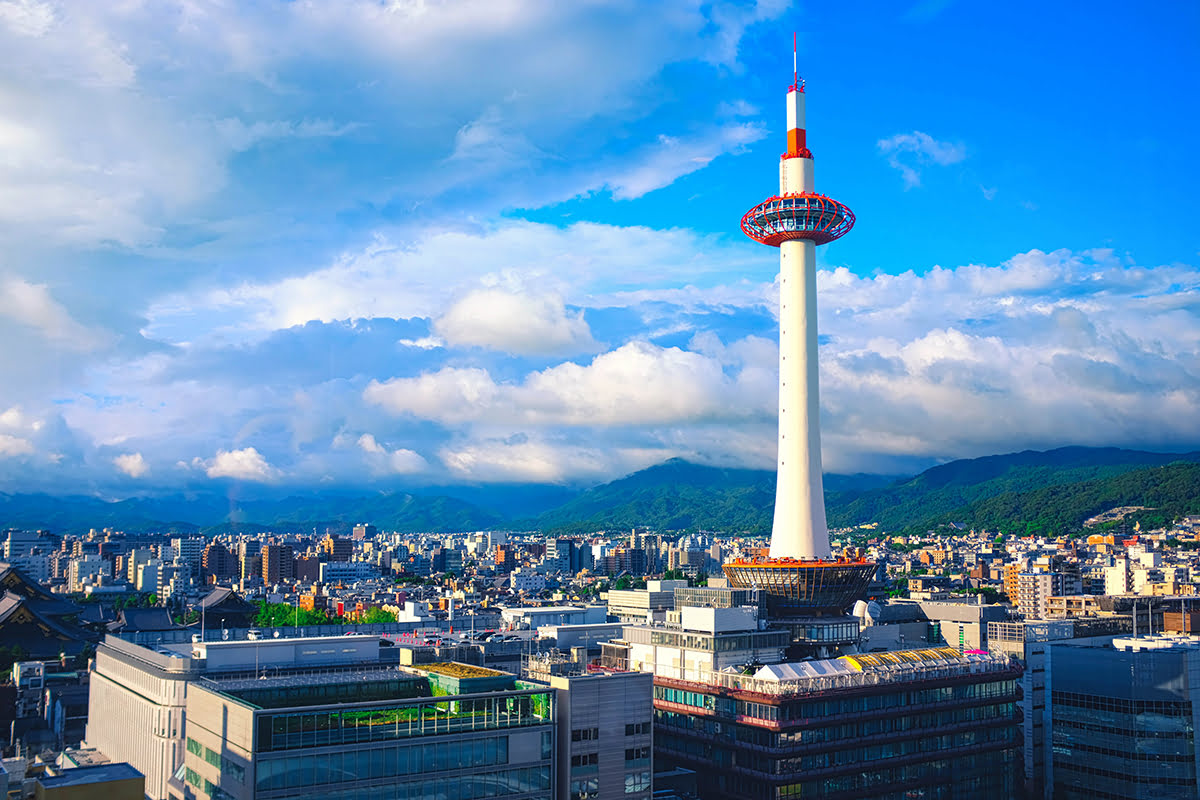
[356,433,427,475]
[439,438,670,484]
[603,123,766,200]
[113,452,149,478]
[434,288,597,356]
[0,275,108,350]
[215,118,360,152]
[203,447,280,482]
[366,339,774,427]
[877,131,967,188]
[0,0,55,38]
[398,336,444,350]
[0,433,34,457]
[147,221,760,339]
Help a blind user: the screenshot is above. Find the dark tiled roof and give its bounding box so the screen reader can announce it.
[108,608,182,632]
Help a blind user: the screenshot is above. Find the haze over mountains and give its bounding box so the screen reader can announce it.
[2,447,1198,538]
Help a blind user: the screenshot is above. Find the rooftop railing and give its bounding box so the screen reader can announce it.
[600,652,1018,699]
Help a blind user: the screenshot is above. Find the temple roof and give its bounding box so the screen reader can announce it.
[107,608,182,633]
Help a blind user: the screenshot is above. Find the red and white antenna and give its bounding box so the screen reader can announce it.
[793,32,798,90]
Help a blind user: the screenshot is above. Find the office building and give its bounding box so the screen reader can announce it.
[524,656,654,800]
[989,616,1132,797]
[1046,635,1200,799]
[176,661,555,800]
[617,643,1020,800]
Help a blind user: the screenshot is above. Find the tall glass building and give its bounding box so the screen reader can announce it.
[1046,636,1200,800]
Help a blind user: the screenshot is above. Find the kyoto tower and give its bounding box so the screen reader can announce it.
[723,44,874,620]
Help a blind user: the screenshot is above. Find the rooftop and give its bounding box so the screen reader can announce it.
[410,662,508,679]
[645,647,1017,698]
[37,764,143,788]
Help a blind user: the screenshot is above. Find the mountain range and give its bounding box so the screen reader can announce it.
[2,446,1198,537]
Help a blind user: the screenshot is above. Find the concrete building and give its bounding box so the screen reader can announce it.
[86,635,384,800]
[606,581,688,625]
[500,606,606,630]
[1017,572,1082,620]
[607,608,788,682]
[260,545,293,585]
[1046,635,1200,799]
[916,599,1010,652]
[318,561,378,584]
[524,658,654,800]
[170,538,204,579]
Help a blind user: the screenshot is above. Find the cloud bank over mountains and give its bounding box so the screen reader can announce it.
[0,1,1196,493]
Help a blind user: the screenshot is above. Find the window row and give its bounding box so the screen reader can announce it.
[279,766,553,800]
[571,727,599,742]
[255,736,513,790]
[257,693,554,751]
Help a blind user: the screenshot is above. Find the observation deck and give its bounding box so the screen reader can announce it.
[722,556,875,617]
[740,192,854,246]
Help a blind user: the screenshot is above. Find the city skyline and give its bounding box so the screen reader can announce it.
[0,0,1197,495]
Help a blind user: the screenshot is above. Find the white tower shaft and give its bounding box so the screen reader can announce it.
[769,87,831,561]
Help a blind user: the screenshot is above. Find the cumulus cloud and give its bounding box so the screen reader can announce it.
[814,248,1200,471]
[113,452,149,478]
[434,288,598,356]
[147,221,759,338]
[439,437,672,485]
[202,447,280,482]
[877,131,967,188]
[0,433,34,457]
[365,340,774,427]
[356,433,428,475]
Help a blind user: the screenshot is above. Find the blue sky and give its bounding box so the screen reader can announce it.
[0,0,1197,495]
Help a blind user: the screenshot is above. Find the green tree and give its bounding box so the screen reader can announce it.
[253,601,330,627]
[614,576,632,591]
[359,607,398,624]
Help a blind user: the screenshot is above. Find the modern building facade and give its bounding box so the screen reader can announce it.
[1045,635,1200,800]
[177,663,556,800]
[523,657,654,800]
[638,646,1020,800]
[988,616,1132,798]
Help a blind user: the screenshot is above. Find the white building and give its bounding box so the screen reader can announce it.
[500,605,606,630]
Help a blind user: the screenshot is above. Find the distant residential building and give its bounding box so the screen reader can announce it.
[200,542,234,582]
[260,544,294,585]
[1018,572,1079,620]
[351,523,378,540]
[294,555,321,582]
[237,541,261,584]
[170,537,204,578]
[320,534,353,562]
[318,560,377,584]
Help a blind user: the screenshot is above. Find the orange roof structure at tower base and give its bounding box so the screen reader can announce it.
[723,556,875,618]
